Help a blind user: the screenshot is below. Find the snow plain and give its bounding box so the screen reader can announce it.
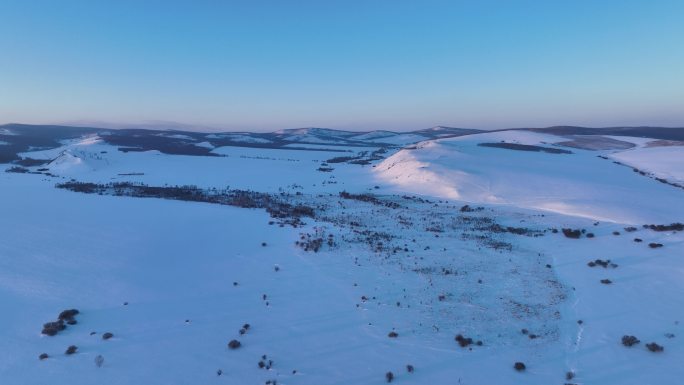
[1,128,683,385]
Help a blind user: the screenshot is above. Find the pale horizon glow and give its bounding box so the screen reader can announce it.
[1,1,683,132]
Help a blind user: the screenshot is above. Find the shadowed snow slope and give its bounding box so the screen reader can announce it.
[375,131,684,223]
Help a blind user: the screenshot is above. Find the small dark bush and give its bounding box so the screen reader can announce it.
[386,371,394,383]
[228,339,241,349]
[65,345,78,355]
[624,226,637,232]
[634,238,643,242]
[239,328,247,335]
[102,332,114,340]
[622,335,640,347]
[514,362,526,371]
[566,371,575,380]
[600,279,612,284]
[243,323,250,330]
[388,331,399,338]
[39,353,49,360]
[406,364,414,373]
[586,233,595,238]
[646,342,664,352]
[648,243,663,248]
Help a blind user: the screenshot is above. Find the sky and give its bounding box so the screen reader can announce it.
[1,0,683,132]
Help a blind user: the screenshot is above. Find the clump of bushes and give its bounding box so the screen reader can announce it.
[258,355,274,370]
[42,321,66,336]
[102,332,114,340]
[39,353,49,360]
[228,339,242,349]
[562,228,582,239]
[455,334,482,347]
[41,308,80,336]
[388,331,399,338]
[587,259,618,268]
[648,243,663,248]
[514,362,526,371]
[644,223,684,232]
[65,345,78,355]
[622,335,640,347]
[406,364,414,373]
[600,279,612,284]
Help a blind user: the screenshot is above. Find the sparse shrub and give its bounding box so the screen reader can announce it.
[39,353,49,360]
[406,364,414,373]
[586,233,595,238]
[388,331,399,338]
[624,226,637,232]
[228,339,241,349]
[102,332,113,340]
[648,243,663,248]
[600,279,612,284]
[514,362,526,371]
[65,345,78,355]
[646,342,664,352]
[622,335,640,347]
[634,238,643,242]
[566,371,575,380]
[385,371,394,382]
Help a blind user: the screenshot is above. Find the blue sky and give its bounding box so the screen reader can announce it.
[1,0,683,131]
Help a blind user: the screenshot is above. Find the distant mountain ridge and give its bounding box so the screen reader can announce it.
[1,123,682,163]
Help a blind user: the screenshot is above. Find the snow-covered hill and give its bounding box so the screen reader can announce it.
[1,125,683,385]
